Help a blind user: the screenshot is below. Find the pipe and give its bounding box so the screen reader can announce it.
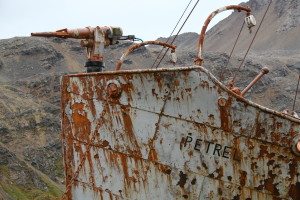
[116,41,176,71]
[240,67,269,96]
[195,5,252,66]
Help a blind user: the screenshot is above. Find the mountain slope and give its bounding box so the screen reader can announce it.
[205,0,300,53]
[157,0,300,53]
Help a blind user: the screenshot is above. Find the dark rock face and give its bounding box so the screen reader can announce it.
[0,146,59,197]
[275,0,300,32]
[23,142,63,182]
[204,0,300,52]
[0,148,10,165]
[0,59,4,69]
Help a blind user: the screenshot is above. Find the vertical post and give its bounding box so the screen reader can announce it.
[292,74,300,111]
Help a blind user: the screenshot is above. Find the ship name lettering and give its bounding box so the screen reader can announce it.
[184,135,241,161]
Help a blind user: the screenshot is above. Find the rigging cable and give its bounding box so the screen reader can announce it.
[230,0,273,88]
[293,74,300,111]
[151,0,194,69]
[155,0,201,69]
[219,20,245,82]
[220,0,255,82]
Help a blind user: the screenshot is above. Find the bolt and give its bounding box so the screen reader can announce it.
[297,141,300,153]
[232,87,241,95]
[107,82,121,98]
[218,98,227,107]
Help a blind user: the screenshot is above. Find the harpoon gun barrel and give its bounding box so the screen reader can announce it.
[31,31,69,38]
[31,28,92,39]
[30,26,129,73]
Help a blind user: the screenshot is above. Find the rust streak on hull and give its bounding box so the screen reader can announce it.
[61,66,300,200]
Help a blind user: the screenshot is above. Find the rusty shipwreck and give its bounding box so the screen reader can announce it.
[30,3,300,200]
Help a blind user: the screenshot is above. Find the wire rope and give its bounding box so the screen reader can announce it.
[151,0,194,69]
[293,74,300,111]
[155,0,201,69]
[219,20,245,82]
[230,0,273,87]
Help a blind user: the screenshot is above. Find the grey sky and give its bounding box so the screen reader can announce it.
[0,0,245,40]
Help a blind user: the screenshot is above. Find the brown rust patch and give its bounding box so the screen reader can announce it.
[208,114,215,124]
[80,77,95,100]
[267,160,275,166]
[86,145,96,186]
[71,102,91,141]
[202,162,208,170]
[185,88,192,92]
[152,88,158,98]
[180,137,186,150]
[119,153,130,186]
[74,142,81,152]
[200,80,209,88]
[251,162,258,171]
[154,73,163,89]
[61,76,73,199]
[120,105,142,157]
[162,123,172,129]
[174,79,180,87]
[239,171,247,186]
[177,171,188,188]
[265,170,280,196]
[217,188,222,196]
[259,145,268,157]
[103,140,110,147]
[258,145,276,159]
[272,132,281,142]
[255,121,266,139]
[71,82,80,94]
[148,149,159,162]
[119,78,134,101]
[289,182,300,200]
[218,97,232,131]
[289,159,298,180]
[158,164,172,175]
[191,178,196,185]
[165,169,172,175]
[216,167,224,179]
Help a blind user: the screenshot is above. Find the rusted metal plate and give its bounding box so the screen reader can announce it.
[61,66,300,200]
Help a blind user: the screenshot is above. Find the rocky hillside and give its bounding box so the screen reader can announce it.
[0,0,300,199]
[157,0,300,53]
[0,145,62,200]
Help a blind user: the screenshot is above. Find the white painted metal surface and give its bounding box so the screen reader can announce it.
[61,66,300,199]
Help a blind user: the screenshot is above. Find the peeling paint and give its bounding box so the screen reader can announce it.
[61,66,300,199]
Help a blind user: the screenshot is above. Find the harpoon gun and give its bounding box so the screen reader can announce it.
[31,26,135,72]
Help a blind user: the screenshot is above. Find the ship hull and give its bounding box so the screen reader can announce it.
[61,66,300,199]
